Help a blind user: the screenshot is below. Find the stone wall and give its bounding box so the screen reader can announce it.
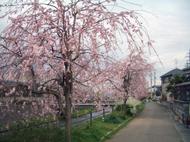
[0,96,58,128]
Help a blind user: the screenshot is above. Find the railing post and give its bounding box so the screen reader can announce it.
[111,105,114,112]
[76,109,78,118]
[102,107,105,121]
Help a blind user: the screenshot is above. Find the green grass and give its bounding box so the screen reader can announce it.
[72,108,94,118]
[72,117,123,142]
[133,102,145,115]
[72,111,134,142]
[0,103,145,142]
[0,125,65,142]
[58,108,95,120]
[0,113,129,142]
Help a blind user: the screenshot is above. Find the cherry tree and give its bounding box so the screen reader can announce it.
[0,0,152,141]
[123,52,152,101]
[94,51,152,106]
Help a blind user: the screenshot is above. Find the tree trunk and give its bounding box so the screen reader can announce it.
[64,69,73,142]
[56,94,65,117]
[123,98,127,105]
[123,92,128,113]
[65,91,72,142]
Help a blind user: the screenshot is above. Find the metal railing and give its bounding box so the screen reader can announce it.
[0,108,112,134]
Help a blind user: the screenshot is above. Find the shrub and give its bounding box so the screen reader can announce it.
[135,103,144,113]
[115,104,133,116]
[104,112,127,124]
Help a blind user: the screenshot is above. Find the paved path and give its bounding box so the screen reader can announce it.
[106,102,183,142]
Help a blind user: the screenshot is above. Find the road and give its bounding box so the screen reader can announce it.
[106,102,183,142]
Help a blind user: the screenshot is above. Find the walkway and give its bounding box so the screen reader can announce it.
[106,102,183,142]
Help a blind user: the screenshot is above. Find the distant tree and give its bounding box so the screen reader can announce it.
[94,51,152,107]
[123,53,152,102]
[167,75,185,99]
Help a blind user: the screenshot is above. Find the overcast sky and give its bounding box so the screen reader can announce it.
[126,0,190,85]
[0,0,190,85]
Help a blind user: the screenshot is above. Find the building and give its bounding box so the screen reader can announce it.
[182,67,190,82]
[160,68,183,101]
[150,85,161,101]
[175,81,190,101]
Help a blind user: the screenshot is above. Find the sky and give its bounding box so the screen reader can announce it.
[122,0,190,85]
[0,0,190,85]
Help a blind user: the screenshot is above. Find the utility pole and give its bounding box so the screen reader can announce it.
[150,72,153,98]
[185,49,190,68]
[154,71,156,86]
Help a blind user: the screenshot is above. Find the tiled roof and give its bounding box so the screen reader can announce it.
[160,68,183,78]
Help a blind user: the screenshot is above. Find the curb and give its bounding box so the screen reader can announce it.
[99,103,145,142]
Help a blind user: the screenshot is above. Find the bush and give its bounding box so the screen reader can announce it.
[104,114,122,124]
[115,104,133,116]
[104,112,127,124]
[135,103,144,113]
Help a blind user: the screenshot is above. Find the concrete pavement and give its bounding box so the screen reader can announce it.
[106,102,183,142]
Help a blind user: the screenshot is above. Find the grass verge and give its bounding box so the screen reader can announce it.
[72,108,94,118]
[0,103,145,142]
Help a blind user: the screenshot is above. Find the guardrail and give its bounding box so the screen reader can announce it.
[0,108,112,134]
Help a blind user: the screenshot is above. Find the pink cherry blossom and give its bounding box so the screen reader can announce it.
[0,0,153,141]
